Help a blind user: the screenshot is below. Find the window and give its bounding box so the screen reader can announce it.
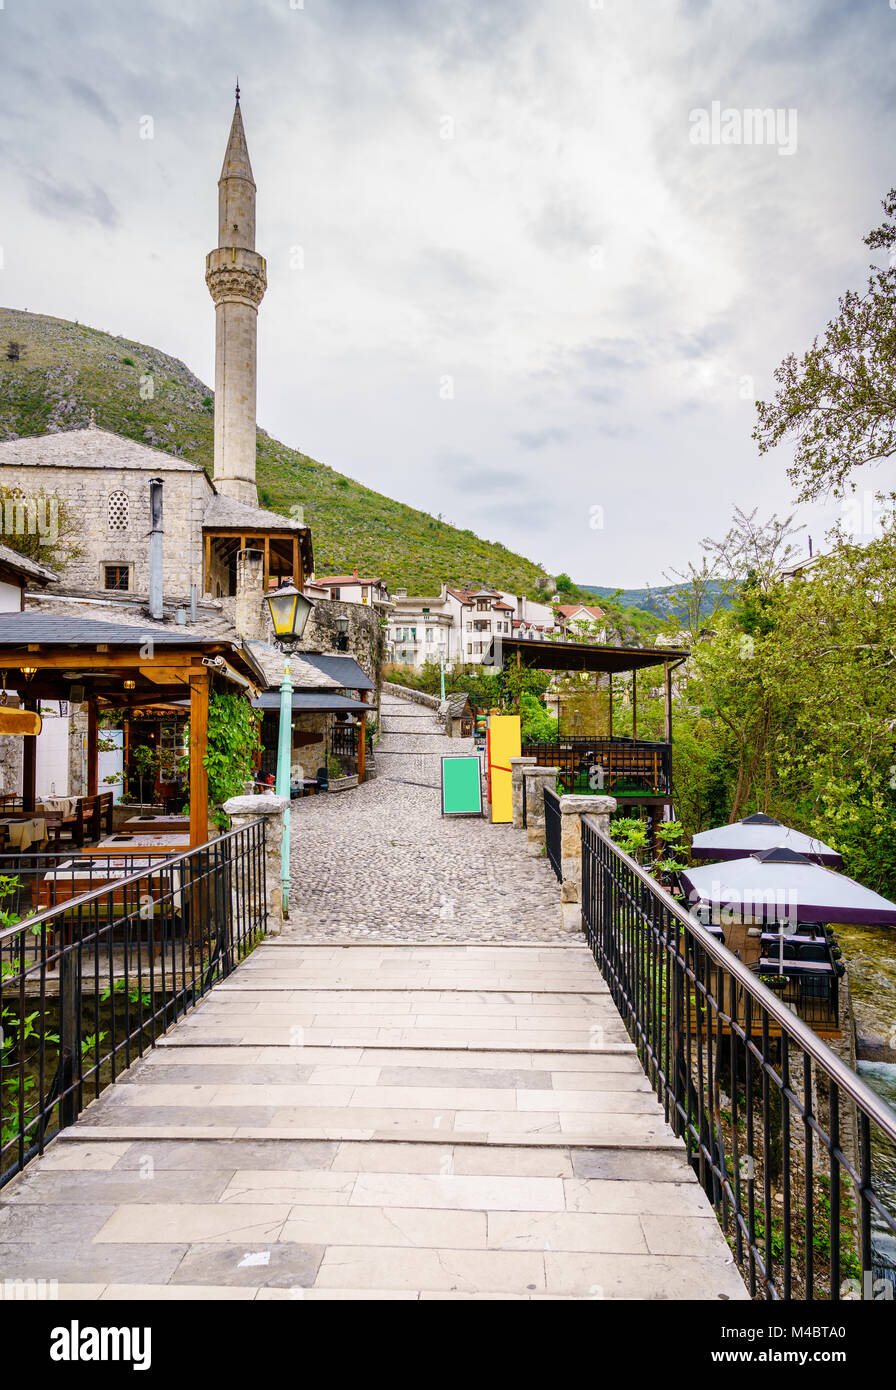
[331,587,341,600]
[467,643,472,654]
[476,600,489,611]
[361,586,369,604]
[104,565,129,591]
[426,628,434,643]
[108,490,129,531]
[466,621,472,631]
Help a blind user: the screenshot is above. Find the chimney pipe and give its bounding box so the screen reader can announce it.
[149,477,164,621]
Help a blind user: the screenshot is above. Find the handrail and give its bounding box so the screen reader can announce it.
[582,813,896,1143]
[0,820,266,945]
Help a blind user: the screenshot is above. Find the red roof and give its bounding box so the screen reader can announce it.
[556,604,605,620]
[316,569,385,587]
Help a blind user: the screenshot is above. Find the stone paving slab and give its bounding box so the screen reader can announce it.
[0,941,747,1299]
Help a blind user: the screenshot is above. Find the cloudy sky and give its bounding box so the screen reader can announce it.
[2,0,895,586]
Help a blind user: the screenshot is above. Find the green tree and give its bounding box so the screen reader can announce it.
[754,188,896,502]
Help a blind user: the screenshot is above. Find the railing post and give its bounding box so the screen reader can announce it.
[558,795,616,932]
[510,757,536,829]
[58,923,81,1129]
[222,796,289,936]
[522,766,559,856]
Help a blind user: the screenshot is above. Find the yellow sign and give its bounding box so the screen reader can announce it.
[488,714,520,824]
[0,707,42,736]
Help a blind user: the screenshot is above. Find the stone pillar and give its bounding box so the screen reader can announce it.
[510,756,537,829]
[523,766,559,857]
[235,548,265,641]
[558,795,617,932]
[223,792,289,937]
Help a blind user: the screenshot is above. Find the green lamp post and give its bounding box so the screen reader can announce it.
[265,582,314,916]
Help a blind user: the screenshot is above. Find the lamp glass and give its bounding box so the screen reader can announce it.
[266,583,313,640]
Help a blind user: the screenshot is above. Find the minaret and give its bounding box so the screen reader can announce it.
[205,85,267,507]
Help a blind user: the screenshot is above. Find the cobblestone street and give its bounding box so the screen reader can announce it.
[287,694,566,943]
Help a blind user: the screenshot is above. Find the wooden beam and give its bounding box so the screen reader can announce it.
[631,669,638,741]
[358,701,367,784]
[664,662,673,744]
[205,533,212,595]
[87,695,98,797]
[293,534,300,590]
[22,698,37,812]
[263,536,270,595]
[608,673,613,739]
[189,673,210,848]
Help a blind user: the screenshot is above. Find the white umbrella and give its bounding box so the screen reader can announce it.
[691,813,842,867]
[681,847,896,927]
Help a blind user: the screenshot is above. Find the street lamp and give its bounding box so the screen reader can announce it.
[335,614,349,652]
[264,583,315,917]
[437,642,447,703]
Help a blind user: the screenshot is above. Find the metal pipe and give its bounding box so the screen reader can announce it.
[275,658,293,916]
[148,477,164,621]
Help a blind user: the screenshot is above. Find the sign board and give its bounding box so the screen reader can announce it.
[441,754,483,817]
[487,714,521,824]
[0,707,42,736]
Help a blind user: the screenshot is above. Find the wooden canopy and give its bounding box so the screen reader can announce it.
[0,614,266,847]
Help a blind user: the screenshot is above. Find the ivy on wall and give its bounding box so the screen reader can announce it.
[181,691,262,826]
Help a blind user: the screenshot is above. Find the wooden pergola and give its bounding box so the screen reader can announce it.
[485,636,689,742]
[0,615,266,847]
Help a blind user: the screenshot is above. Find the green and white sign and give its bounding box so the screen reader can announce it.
[441,755,483,817]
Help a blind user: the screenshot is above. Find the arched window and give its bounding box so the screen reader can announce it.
[108,490,129,531]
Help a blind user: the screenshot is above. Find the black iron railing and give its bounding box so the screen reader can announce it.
[0,822,267,1187]
[581,816,896,1300]
[544,787,562,881]
[523,736,672,797]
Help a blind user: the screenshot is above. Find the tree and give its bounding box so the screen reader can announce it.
[754,188,896,501]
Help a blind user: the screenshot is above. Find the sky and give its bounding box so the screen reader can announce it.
[1,0,895,587]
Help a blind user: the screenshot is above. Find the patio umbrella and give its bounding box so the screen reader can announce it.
[680,847,896,928]
[691,812,843,867]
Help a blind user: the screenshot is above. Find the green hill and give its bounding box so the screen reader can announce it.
[581,581,735,625]
[0,307,549,595]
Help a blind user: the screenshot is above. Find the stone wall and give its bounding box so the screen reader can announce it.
[0,734,22,796]
[381,681,441,711]
[0,462,212,602]
[305,598,383,689]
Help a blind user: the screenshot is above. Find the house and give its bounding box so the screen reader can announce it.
[386,584,558,668]
[553,604,607,641]
[311,568,392,610]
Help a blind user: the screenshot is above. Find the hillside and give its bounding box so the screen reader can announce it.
[582,581,735,625]
[0,307,548,595]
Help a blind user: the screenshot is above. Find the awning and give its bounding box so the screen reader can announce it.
[252,692,370,714]
[299,653,375,691]
[484,636,690,673]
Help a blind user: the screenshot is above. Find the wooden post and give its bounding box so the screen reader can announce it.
[292,535,301,590]
[664,662,673,745]
[22,698,37,812]
[204,534,212,595]
[189,673,210,847]
[86,695,98,797]
[263,536,270,595]
[608,673,613,739]
[630,669,637,741]
[358,704,367,784]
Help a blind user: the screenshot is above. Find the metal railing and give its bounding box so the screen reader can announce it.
[523,736,672,797]
[544,787,562,881]
[581,816,896,1301]
[0,821,267,1187]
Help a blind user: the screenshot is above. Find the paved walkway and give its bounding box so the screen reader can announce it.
[288,693,565,943]
[0,692,746,1299]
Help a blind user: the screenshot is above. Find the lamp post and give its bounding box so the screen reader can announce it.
[335,614,349,652]
[438,642,447,703]
[265,582,314,917]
